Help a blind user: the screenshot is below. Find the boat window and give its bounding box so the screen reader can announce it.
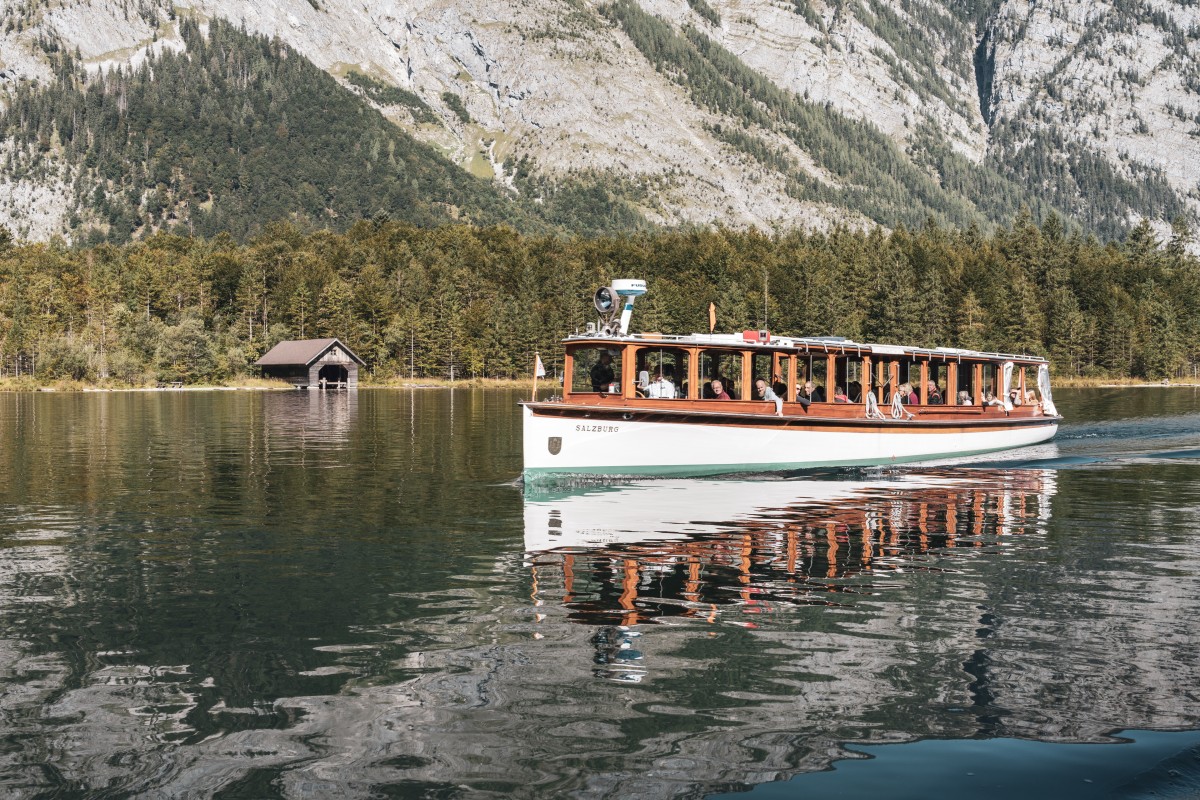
[982,363,1000,404]
[834,357,863,403]
[957,363,975,404]
[638,347,688,399]
[570,346,622,394]
[700,350,741,399]
[1024,381,1041,405]
[874,359,899,402]
[928,363,948,405]
[751,352,786,401]
[774,354,794,401]
[799,353,827,401]
[891,360,919,404]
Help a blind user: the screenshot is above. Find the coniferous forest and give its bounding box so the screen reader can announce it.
[0,212,1196,385]
[0,13,1196,386]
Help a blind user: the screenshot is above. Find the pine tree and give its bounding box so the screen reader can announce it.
[1136,283,1184,379]
[956,290,989,352]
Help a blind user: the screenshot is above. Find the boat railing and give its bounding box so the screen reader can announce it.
[564,332,1048,363]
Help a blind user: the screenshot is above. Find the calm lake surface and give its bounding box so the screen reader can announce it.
[2,387,1200,798]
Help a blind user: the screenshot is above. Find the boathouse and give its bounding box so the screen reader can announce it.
[255,338,365,389]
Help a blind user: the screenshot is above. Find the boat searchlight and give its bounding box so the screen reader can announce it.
[594,279,647,336]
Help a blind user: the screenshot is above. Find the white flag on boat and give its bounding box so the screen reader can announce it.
[534,353,546,378]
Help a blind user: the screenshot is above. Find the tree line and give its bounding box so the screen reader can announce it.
[0,212,1195,385]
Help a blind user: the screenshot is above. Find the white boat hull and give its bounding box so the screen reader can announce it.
[522,405,1058,480]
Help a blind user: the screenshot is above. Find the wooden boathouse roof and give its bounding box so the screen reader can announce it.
[254,338,365,367]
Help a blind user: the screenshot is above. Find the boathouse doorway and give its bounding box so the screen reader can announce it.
[319,364,348,389]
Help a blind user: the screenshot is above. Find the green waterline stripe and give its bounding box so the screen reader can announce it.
[523,443,1039,481]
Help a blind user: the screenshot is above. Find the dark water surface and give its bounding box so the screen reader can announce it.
[2,387,1200,798]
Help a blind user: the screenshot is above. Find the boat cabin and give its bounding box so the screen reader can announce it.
[560,331,1051,416]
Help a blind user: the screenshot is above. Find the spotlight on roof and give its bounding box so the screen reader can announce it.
[594,279,647,336]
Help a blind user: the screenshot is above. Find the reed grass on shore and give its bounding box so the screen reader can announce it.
[0,375,544,392]
[1052,376,1200,388]
[364,376,538,389]
[0,376,297,392]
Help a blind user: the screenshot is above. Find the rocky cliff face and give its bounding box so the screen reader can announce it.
[0,0,1196,242]
[984,0,1200,228]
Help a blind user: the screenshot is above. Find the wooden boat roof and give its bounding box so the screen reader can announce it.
[562,332,1050,364]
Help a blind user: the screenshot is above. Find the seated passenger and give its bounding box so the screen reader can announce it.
[1025,389,1038,405]
[833,386,849,403]
[648,369,677,399]
[898,383,916,404]
[590,352,615,392]
[799,381,824,403]
[1008,388,1022,406]
[926,381,943,405]
[847,381,862,403]
[710,379,731,400]
[957,390,971,405]
[771,373,788,398]
[982,390,1005,408]
[636,370,650,398]
[755,379,784,416]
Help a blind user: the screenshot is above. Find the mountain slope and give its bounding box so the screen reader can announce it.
[980,0,1196,237]
[0,0,1196,243]
[1,18,555,241]
[1,14,662,240]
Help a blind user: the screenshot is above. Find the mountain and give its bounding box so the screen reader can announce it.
[0,0,1196,243]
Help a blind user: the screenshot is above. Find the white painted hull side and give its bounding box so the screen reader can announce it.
[522,406,1058,479]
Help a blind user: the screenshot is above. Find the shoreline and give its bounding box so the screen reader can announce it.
[0,377,543,392]
[3,377,1198,393]
[1052,379,1200,389]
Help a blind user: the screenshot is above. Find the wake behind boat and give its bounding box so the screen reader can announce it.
[522,280,1060,482]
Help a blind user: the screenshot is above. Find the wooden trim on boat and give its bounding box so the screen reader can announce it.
[523,400,1060,433]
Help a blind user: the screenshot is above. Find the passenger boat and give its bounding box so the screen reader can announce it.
[522,280,1060,481]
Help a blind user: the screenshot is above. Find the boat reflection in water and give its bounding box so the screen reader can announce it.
[525,469,1056,681]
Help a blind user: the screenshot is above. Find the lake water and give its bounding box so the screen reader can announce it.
[2,387,1200,798]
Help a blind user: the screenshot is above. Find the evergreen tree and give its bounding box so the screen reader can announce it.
[956,290,989,352]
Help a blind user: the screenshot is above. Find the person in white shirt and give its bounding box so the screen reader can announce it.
[648,369,677,399]
[755,379,783,416]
